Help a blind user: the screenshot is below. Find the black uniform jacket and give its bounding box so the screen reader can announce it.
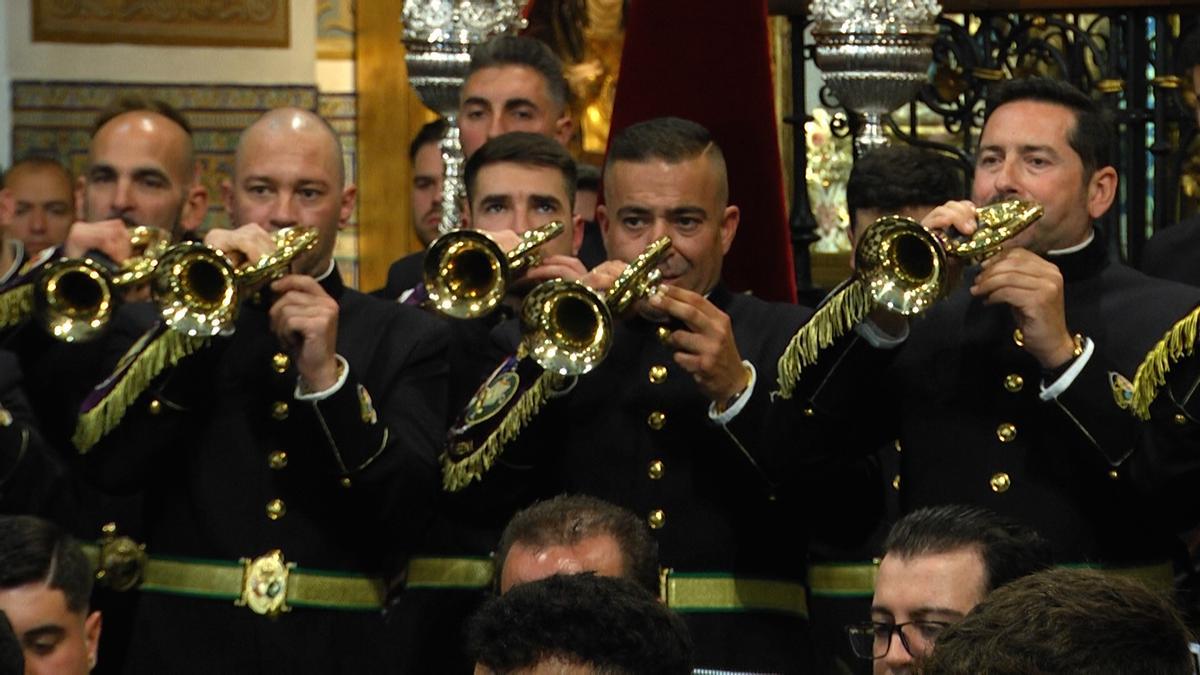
[461,286,847,673]
[1141,214,1200,287]
[806,234,1200,565]
[83,269,448,674]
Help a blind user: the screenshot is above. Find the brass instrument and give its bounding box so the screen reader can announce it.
[854,199,1044,315]
[34,226,169,342]
[423,221,565,319]
[152,226,319,337]
[521,236,673,376]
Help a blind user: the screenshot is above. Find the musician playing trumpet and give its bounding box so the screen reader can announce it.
[80,108,448,673]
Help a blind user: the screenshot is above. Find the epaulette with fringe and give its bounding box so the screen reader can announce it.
[774,278,873,400]
[74,324,209,452]
[1127,305,1200,420]
[0,283,34,331]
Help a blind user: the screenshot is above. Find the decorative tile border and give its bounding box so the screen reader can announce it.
[33,0,290,48]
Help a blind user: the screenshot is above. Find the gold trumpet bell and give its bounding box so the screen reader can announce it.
[425,229,508,319]
[855,217,947,316]
[151,243,239,337]
[34,258,115,342]
[521,279,614,376]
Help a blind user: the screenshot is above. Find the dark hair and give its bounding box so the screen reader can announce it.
[983,77,1114,178]
[468,35,570,111]
[923,568,1195,675]
[605,117,728,204]
[468,573,692,674]
[409,118,449,163]
[576,163,602,192]
[882,505,1053,593]
[3,156,73,189]
[0,515,93,614]
[846,145,965,231]
[464,131,577,208]
[496,494,660,596]
[91,95,193,137]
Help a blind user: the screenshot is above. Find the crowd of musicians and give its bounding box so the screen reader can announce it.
[2,32,1200,675]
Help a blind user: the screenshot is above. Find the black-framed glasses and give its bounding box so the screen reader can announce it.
[846,620,953,660]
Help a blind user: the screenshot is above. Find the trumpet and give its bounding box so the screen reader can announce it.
[152,226,319,337]
[423,221,565,319]
[855,199,1044,315]
[34,226,170,342]
[521,236,673,376]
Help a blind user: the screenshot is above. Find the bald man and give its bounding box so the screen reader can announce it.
[81,108,449,673]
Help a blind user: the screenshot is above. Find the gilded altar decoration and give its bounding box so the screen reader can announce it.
[33,0,290,48]
[810,0,941,154]
[805,108,853,253]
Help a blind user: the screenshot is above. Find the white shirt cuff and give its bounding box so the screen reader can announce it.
[708,360,756,425]
[1039,337,1095,401]
[856,317,909,349]
[294,354,350,401]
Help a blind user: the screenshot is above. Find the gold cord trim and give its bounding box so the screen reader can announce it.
[1128,305,1200,420]
[440,370,554,492]
[74,329,209,452]
[774,279,873,399]
[0,284,33,330]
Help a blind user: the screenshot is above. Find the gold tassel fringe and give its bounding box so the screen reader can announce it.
[0,284,34,330]
[1128,305,1200,420]
[441,371,555,492]
[774,279,873,400]
[74,329,209,452]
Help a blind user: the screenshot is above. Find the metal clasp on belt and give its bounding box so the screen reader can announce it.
[237,549,295,617]
[95,522,147,593]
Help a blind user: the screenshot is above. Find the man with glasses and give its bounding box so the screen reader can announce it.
[847,505,1052,674]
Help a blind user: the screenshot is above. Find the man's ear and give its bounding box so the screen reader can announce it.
[596,203,610,248]
[338,184,358,230]
[719,205,740,255]
[220,178,234,216]
[570,213,584,256]
[75,175,87,220]
[179,180,211,233]
[1086,166,1118,220]
[84,610,102,671]
[0,188,12,224]
[554,114,575,148]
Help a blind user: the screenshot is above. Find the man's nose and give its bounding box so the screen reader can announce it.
[993,157,1022,197]
[488,115,505,141]
[269,192,298,228]
[30,207,48,232]
[110,177,134,215]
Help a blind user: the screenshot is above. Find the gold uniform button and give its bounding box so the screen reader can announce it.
[647,411,666,430]
[996,423,1017,443]
[271,352,291,373]
[647,509,666,530]
[648,460,665,480]
[989,472,1011,493]
[656,326,671,345]
[1107,469,1120,480]
[0,407,11,427]
[891,474,901,491]
[148,399,162,415]
[271,402,289,421]
[1174,413,1188,426]
[648,365,668,384]
[265,499,286,520]
[268,451,288,470]
[894,439,902,453]
[1012,329,1025,347]
[803,407,815,417]
[1003,374,1024,393]
[339,477,352,488]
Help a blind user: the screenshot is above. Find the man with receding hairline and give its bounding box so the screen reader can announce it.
[2,157,75,258]
[81,106,448,673]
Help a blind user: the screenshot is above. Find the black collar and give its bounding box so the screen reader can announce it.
[1049,229,1109,283]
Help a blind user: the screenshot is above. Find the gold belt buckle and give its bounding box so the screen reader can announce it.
[237,549,294,617]
[95,523,147,593]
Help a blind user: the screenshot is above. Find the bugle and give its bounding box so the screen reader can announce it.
[423,221,565,319]
[520,236,673,376]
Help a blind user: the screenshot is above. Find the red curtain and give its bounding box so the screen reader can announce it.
[606,0,797,303]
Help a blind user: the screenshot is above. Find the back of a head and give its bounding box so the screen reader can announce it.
[846,145,965,215]
[496,494,660,596]
[883,505,1053,592]
[983,77,1114,177]
[0,515,92,614]
[469,35,569,112]
[468,573,692,675]
[605,117,728,204]
[922,568,1195,674]
[464,131,577,207]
